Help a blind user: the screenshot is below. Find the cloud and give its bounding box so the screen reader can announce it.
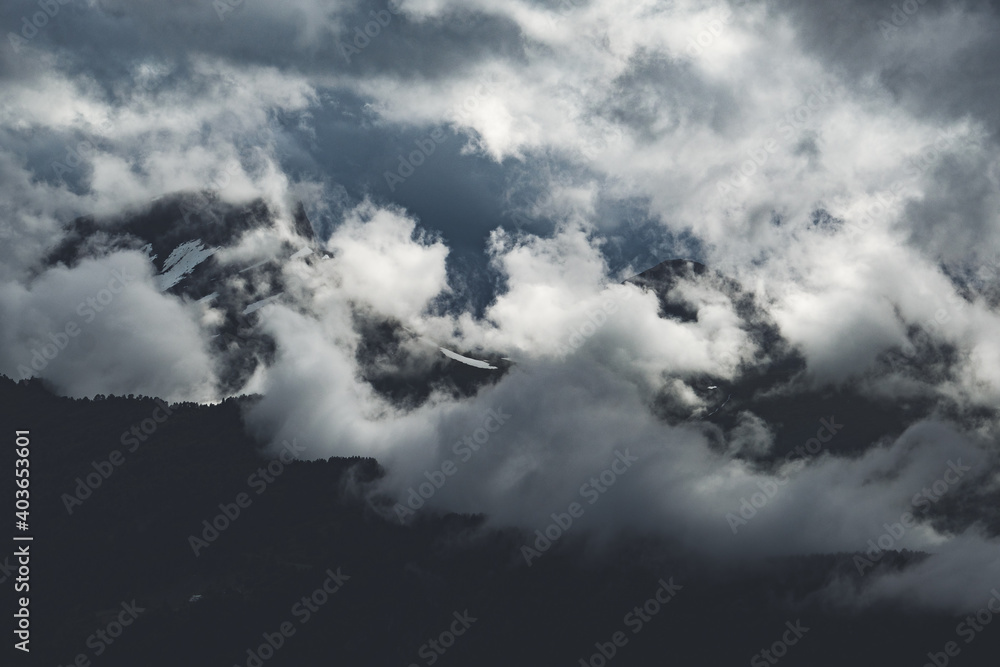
[325,200,450,321]
[0,250,217,400]
[2,0,1000,616]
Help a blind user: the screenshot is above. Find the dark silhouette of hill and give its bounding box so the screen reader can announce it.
[3,376,998,666]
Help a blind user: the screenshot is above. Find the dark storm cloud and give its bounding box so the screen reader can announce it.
[901,150,1000,265]
[2,0,1000,616]
[768,0,1000,131]
[605,49,742,140]
[2,0,526,83]
[765,0,1000,262]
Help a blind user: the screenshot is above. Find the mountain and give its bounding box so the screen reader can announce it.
[40,193,512,403]
[14,198,999,666]
[4,375,990,667]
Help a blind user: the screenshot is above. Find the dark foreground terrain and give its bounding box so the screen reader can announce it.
[1,376,996,667]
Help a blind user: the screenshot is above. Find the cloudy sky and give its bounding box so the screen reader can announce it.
[3,0,1000,616]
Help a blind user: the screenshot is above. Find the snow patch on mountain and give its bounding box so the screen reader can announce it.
[439,347,498,370]
[156,240,216,291]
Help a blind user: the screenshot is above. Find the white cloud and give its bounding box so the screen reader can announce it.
[325,201,450,322]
